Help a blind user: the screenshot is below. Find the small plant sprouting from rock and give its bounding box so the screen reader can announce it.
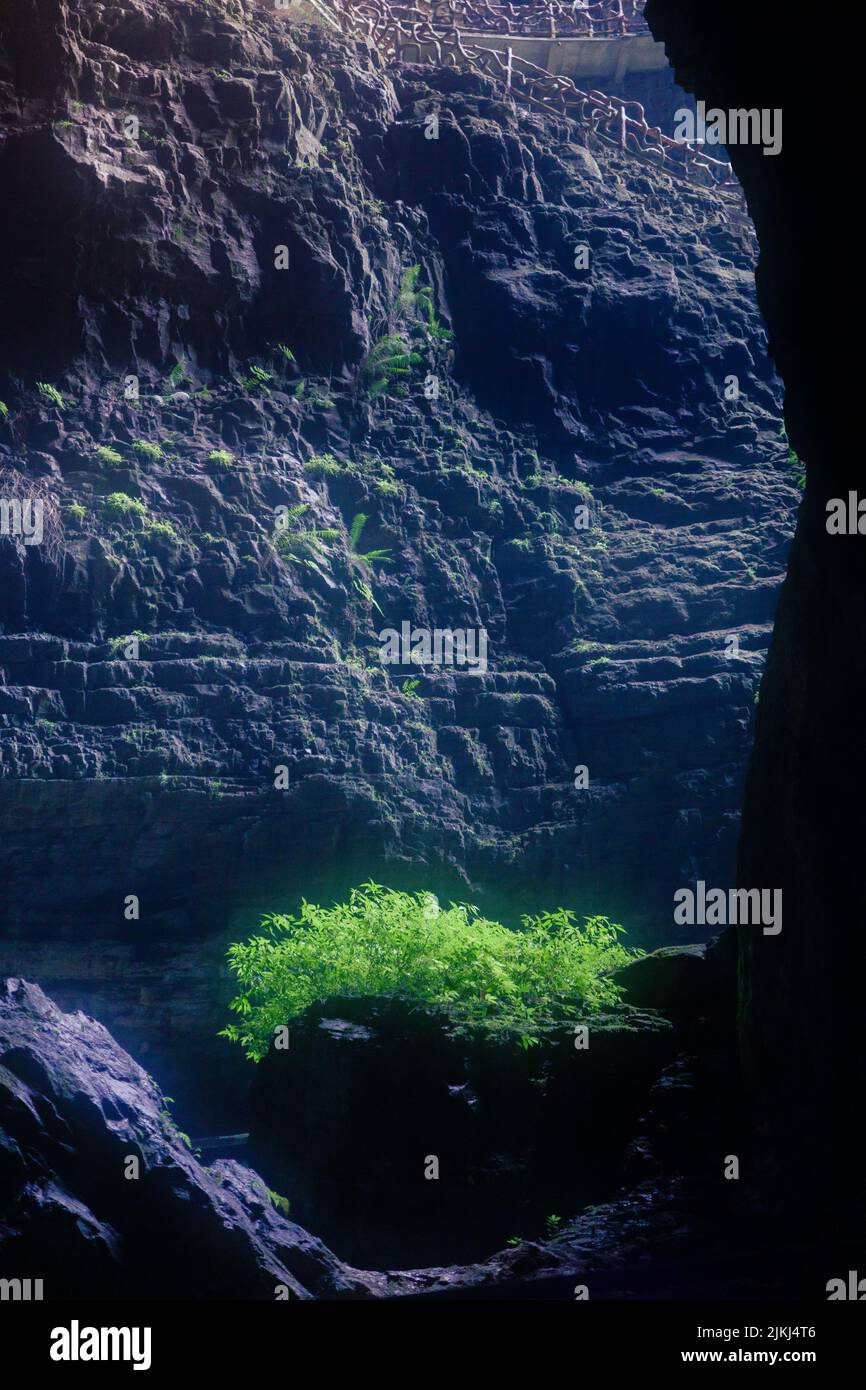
[95,445,124,468]
[304,452,343,479]
[401,678,421,698]
[267,1189,290,1217]
[131,439,164,462]
[349,512,391,566]
[240,364,273,394]
[273,503,338,573]
[105,492,147,521]
[208,449,233,468]
[220,883,639,1059]
[359,334,421,398]
[36,381,65,409]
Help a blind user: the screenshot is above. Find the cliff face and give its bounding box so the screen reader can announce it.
[0,0,796,1125]
[646,0,865,1237]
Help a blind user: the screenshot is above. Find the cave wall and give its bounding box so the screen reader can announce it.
[646,0,865,1236]
[0,0,797,1126]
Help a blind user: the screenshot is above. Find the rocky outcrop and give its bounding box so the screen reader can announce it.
[0,976,383,1298]
[248,993,675,1267]
[0,0,796,1127]
[646,0,865,1239]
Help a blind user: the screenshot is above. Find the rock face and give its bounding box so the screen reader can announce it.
[247,993,674,1267]
[0,0,797,1126]
[0,977,382,1298]
[646,0,866,1242]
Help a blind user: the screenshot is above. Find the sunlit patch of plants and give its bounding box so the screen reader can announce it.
[220,883,639,1059]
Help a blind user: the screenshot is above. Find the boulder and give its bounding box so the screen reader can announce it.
[0,978,381,1299]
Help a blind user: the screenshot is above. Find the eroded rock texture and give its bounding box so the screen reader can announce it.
[0,0,797,1125]
[247,993,675,1267]
[0,977,382,1298]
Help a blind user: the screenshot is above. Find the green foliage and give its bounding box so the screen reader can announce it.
[348,511,391,565]
[397,264,454,341]
[275,343,295,364]
[304,452,344,478]
[359,334,421,398]
[267,1189,291,1217]
[401,678,421,698]
[36,382,65,409]
[144,519,179,543]
[131,439,164,462]
[220,883,638,1060]
[0,401,8,419]
[351,576,382,613]
[778,424,806,488]
[67,502,86,524]
[240,365,273,393]
[95,445,124,467]
[208,449,233,468]
[788,448,806,489]
[165,358,188,392]
[105,492,147,521]
[273,505,338,568]
[108,629,146,655]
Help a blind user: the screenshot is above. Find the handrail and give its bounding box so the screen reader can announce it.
[322,0,739,197]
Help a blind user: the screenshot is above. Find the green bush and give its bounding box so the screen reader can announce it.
[131,439,164,462]
[95,445,124,467]
[220,883,638,1059]
[105,492,147,521]
[304,452,343,478]
[208,449,233,468]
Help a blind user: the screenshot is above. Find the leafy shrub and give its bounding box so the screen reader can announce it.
[105,492,147,521]
[0,401,9,420]
[131,439,164,462]
[95,445,124,467]
[304,453,343,478]
[220,883,638,1059]
[67,502,86,524]
[144,519,179,543]
[208,449,233,468]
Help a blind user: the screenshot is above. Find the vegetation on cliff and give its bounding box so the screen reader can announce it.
[220,883,639,1058]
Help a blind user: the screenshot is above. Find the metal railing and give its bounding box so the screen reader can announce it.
[273,0,741,200]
